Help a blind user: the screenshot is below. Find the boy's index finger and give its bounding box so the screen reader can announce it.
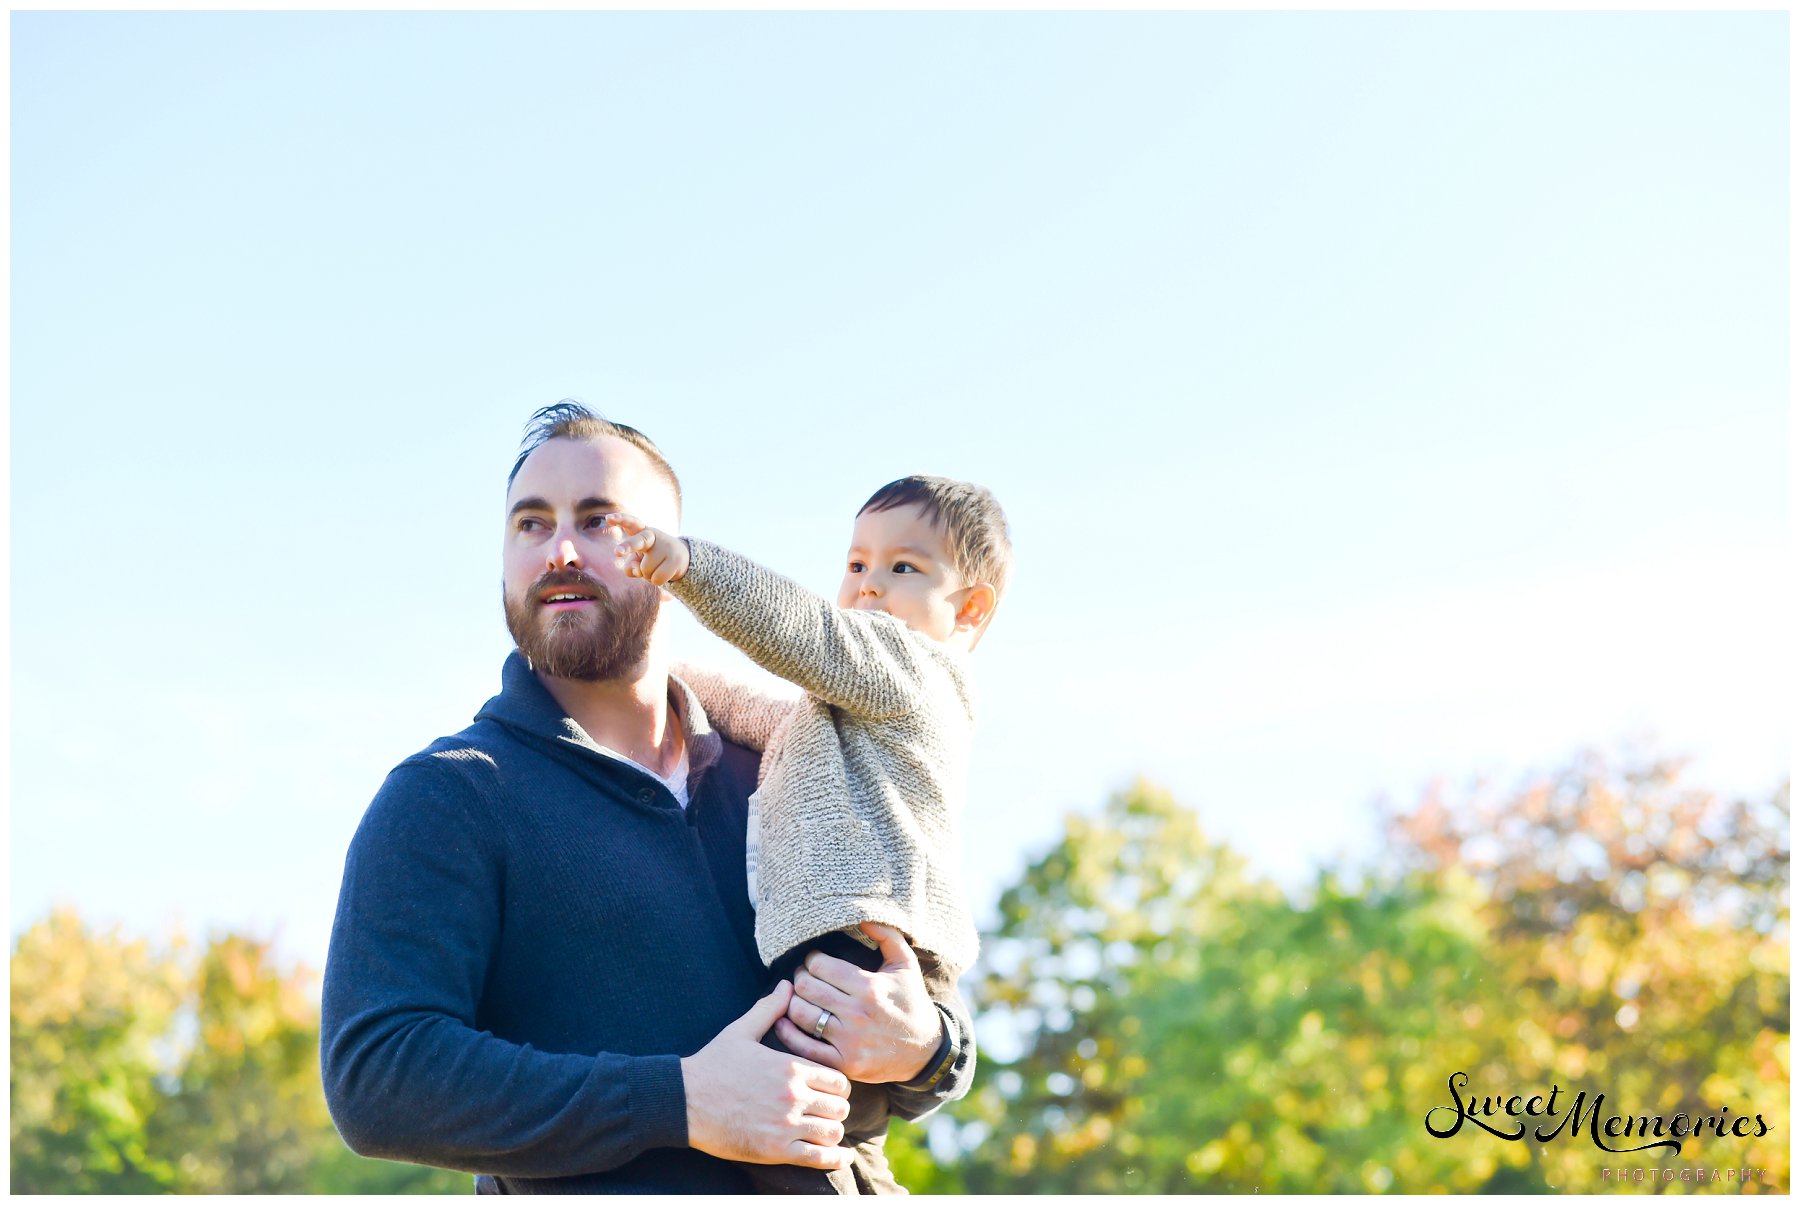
[604,511,644,533]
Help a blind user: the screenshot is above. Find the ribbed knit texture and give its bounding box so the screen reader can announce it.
[667,538,982,981]
[320,653,976,1192]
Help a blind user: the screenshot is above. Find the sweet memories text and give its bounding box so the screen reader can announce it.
[1424,1072,1770,1156]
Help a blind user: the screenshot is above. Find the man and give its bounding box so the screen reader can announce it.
[320,404,975,1193]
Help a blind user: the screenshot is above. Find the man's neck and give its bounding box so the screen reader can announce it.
[535,658,684,779]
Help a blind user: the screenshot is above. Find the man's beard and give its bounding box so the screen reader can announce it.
[503,569,659,682]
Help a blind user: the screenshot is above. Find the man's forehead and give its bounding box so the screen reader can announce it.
[507,435,664,508]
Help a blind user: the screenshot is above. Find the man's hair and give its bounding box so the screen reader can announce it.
[508,401,682,515]
[859,475,1013,602]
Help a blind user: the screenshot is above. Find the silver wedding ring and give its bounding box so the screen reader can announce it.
[812,1008,833,1040]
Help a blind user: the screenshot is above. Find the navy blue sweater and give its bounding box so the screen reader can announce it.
[320,653,973,1193]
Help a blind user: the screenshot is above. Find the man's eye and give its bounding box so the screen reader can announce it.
[585,515,610,529]
[518,517,545,532]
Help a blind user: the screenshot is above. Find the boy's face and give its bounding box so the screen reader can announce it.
[837,503,973,642]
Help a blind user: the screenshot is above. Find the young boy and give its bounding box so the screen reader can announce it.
[607,475,1011,1195]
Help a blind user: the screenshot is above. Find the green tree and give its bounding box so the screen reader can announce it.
[147,935,334,1191]
[941,781,1529,1193]
[927,758,1787,1193]
[10,912,467,1194]
[1385,751,1789,1194]
[10,909,185,1193]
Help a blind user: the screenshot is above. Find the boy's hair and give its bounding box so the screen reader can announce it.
[508,401,682,516]
[859,475,1013,602]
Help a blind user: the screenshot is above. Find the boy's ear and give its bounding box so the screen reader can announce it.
[954,583,998,637]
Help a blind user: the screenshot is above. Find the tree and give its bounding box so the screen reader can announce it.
[927,757,1787,1193]
[1385,751,1790,1194]
[10,909,185,1193]
[941,781,1530,1193]
[10,912,467,1194]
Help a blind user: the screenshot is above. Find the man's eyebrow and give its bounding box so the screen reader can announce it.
[508,496,617,518]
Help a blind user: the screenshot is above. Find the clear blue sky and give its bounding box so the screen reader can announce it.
[10,12,1790,973]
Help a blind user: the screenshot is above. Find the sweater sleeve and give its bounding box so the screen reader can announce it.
[666,538,934,721]
[671,659,798,754]
[320,756,688,1177]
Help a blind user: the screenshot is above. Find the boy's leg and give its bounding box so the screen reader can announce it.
[849,1132,908,1195]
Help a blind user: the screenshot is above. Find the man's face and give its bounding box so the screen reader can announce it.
[835,503,971,643]
[502,435,679,681]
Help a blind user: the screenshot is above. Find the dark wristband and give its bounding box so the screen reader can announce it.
[897,1004,957,1092]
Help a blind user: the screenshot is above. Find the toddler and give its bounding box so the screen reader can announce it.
[608,475,1011,1195]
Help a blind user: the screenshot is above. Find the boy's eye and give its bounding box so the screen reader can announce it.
[848,561,866,574]
[894,562,918,574]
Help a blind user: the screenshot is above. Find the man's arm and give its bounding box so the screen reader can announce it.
[320,758,852,1177]
[612,519,936,721]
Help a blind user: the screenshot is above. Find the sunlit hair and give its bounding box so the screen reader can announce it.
[859,475,1013,606]
[508,400,682,517]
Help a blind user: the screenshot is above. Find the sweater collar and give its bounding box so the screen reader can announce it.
[479,651,723,786]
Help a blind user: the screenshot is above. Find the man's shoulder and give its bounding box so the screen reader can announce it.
[393,719,513,779]
[366,720,523,823]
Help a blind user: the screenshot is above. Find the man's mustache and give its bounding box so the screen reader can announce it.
[531,568,611,601]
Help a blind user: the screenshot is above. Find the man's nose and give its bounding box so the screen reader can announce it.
[548,537,582,571]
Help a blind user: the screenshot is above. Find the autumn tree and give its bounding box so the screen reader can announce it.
[10,909,185,1193]
[1384,750,1790,1193]
[920,757,1787,1193]
[10,912,466,1194]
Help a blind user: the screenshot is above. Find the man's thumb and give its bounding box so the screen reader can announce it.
[862,922,919,972]
[730,980,792,1036]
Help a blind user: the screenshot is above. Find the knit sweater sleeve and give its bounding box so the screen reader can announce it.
[671,659,798,753]
[666,538,933,721]
[320,755,687,1177]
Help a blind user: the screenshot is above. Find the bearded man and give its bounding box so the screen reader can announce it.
[320,404,975,1193]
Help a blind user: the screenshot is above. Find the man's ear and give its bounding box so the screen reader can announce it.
[954,583,997,637]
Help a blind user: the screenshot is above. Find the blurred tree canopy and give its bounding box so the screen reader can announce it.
[899,755,1788,1194]
[9,911,464,1194]
[12,750,1787,1193]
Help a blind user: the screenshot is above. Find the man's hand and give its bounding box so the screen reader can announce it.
[607,512,690,587]
[680,981,855,1171]
[775,923,944,1083]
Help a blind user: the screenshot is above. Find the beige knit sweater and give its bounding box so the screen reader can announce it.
[667,537,980,981]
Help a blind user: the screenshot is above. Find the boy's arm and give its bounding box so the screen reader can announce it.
[671,660,798,753]
[613,516,932,721]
